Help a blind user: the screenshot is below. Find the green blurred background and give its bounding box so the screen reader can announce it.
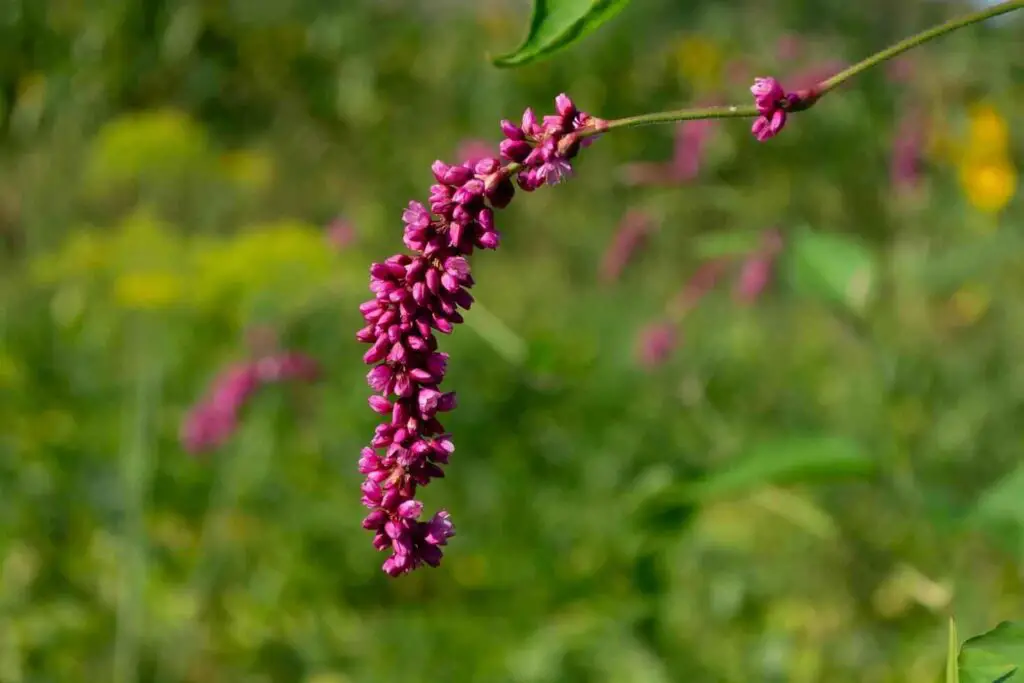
[1,0,1023,681]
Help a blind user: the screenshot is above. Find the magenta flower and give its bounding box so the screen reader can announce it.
[600,210,654,283]
[750,77,791,141]
[181,351,321,454]
[749,76,819,142]
[358,93,605,577]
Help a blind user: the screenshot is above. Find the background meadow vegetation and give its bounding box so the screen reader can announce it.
[1,0,1023,681]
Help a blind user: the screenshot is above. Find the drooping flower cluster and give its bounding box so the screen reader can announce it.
[358,94,606,577]
[181,351,321,453]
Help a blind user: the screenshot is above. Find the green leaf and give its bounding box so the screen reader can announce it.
[783,226,876,316]
[949,618,961,683]
[959,621,1024,683]
[973,464,1024,526]
[680,434,875,503]
[692,229,765,260]
[491,0,631,68]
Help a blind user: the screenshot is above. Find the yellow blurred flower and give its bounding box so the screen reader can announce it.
[959,159,1017,214]
[674,35,722,91]
[113,271,184,310]
[87,108,210,190]
[219,149,275,192]
[191,220,335,308]
[966,103,1010,160]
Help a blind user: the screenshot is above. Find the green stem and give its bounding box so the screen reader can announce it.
[605,104,759,132]
[819,0,1022,94]
[600,0,1022,132]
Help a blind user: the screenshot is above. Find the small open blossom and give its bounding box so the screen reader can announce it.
[358,94,605,577]
[181,351,320,454]
[750,77,791,141]
[750,76,819,142]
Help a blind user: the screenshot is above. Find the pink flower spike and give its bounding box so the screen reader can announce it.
[357,93,601,577]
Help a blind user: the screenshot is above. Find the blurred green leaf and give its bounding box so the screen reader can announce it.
[682,435,875,503]
[783,227,876,315]
[491,0,630,67]
[692,229,764,260]
[959,621,1024,683]
[973,464,1024,526]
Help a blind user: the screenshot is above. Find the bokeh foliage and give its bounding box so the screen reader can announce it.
[0,0,1023,682]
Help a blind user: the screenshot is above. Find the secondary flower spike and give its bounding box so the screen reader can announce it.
[358,94,606,577]
[181,351,320,454]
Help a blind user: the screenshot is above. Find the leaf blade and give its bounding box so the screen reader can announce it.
[783,226,877,316]
[492,0,631,68]
[959,621,1024,683]
[680,434,875,503]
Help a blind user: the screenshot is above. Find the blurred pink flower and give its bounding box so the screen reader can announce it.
[672,119,718,181]
[891,109,924,194]
[672,258,731,314]
[600,210,654,283]
[181,351,321,454]
[326,217,355,249]
[733,228,784,304]
[621,109,718,185]
[636,322,678,369]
